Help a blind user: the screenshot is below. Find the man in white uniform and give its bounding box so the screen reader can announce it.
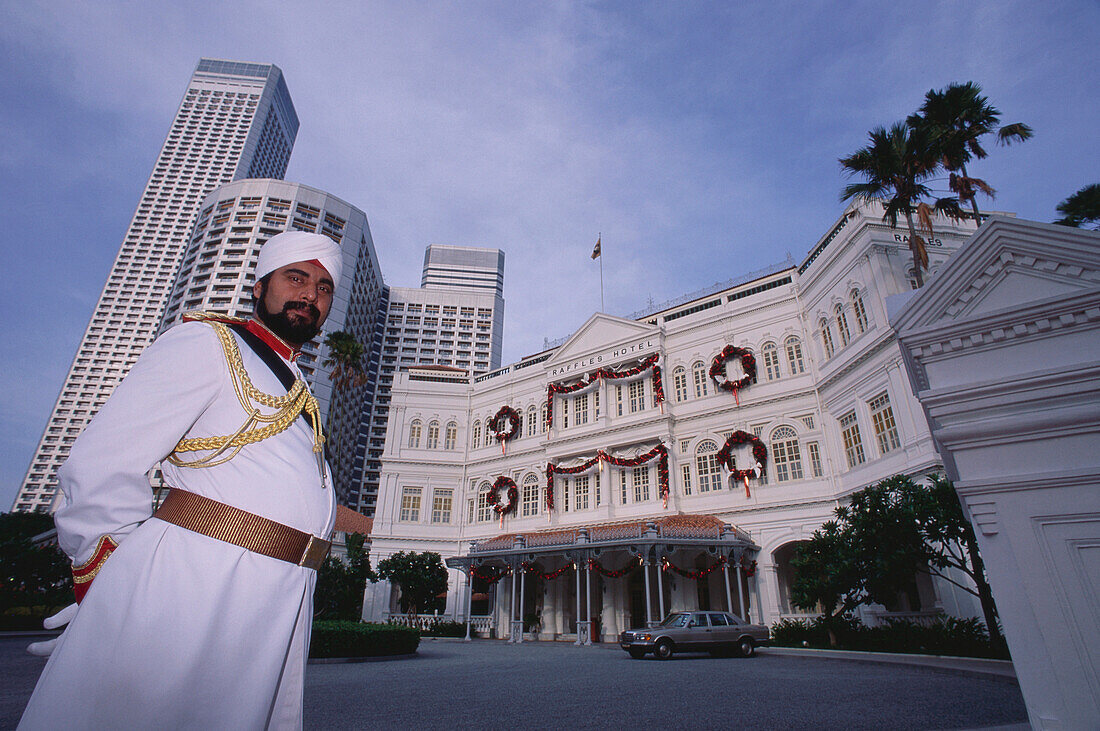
[20,231,345,730]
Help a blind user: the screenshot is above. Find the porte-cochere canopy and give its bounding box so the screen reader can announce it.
[445,514,761,642]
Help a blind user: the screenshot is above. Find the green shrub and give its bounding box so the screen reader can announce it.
[309,621,420,658]
[1,605,69,632]
[421,620,474,638]
[769,615,1008,659]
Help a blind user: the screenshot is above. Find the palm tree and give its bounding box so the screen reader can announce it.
[1055,183,1100,230]
[909,81,1033,221]
[322,331,368,390]
[840,122,961,287]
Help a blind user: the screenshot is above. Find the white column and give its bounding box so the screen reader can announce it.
[509,569,518,643]
[723,562,734,614]
[643,561,654,626]
[656,560,666,621]
[584,564,593,646]
[518,567,527,643]
[574,561,583,645]
[736,564,747,621]
[464,568,473,641]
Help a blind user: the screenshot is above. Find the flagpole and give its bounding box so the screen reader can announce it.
[599,232,605,312]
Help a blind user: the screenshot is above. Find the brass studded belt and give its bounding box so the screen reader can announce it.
[154,488,331,570]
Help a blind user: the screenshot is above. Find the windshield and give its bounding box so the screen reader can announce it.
[659,613,689,627]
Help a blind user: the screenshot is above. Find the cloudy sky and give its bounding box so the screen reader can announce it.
[2,1,1097,509]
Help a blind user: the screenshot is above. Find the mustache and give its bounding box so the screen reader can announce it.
[282,301,320,319]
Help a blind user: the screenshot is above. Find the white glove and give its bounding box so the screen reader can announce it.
[27,603,78,657]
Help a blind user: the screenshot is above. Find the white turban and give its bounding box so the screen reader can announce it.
[255,231,344,286]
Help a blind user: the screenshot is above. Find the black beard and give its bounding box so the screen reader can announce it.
[257,297,322,345]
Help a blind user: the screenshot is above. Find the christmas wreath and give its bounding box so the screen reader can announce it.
[716,430,768,497]
[488,405,520,447]
[486,475,520,516]
[709,345,756,403]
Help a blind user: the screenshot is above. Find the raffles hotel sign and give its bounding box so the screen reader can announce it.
[549,339,658,379]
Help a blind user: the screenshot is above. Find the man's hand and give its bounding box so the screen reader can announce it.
[26,603,78,657]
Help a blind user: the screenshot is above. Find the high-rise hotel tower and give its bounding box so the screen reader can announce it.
[12,59,299,512]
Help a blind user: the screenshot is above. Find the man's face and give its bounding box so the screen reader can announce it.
[253,261,335,346]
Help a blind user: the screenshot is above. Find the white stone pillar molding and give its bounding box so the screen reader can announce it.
[643,559,654,627]
[583,560,593,646]
[723,558,734,614]
[735,563,747,622]
[518,564,527,644]
[464,565,473,641]
[574,555,584,645]
[656,557,666,621]
[508,568,518,643]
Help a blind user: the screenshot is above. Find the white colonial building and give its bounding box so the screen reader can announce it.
[365,201,994,641]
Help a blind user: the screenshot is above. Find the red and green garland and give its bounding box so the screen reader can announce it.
[546,353,664,429]
[488,405,521,453]
[468,564,510,584]
[709,345,756,404]
[588,557,642,578]
[486,475,520,516]
[740,558,757,578]
[521,562,573,580]
[661,555,727,579]
[716,431,768,498]
[545,443,669,511]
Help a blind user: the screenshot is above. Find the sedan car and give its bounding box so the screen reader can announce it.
[619,611,770,660]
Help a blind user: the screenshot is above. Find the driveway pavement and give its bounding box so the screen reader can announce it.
[1,636,1028,730]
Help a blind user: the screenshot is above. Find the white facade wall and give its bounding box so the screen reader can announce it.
[369,201,992,632]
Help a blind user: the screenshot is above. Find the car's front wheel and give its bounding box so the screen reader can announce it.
[654,639,674,660]
[737,637,756,658]
[628,648,646,659]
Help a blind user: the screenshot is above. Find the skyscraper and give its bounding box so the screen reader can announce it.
[356,246,505,515]
[160,179,385,509]
[12,59,299,513]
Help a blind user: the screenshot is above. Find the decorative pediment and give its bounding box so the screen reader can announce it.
[894,217,1100,332]
[546,313,659,368]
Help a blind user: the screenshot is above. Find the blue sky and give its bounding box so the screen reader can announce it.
[2,1,1097,509]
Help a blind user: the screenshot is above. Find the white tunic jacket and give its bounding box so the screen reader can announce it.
[19,321,336,730]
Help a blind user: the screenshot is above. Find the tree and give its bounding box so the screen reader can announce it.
[376,551,448,616]
[313,532,376,620]
[790,475,1002,645]
[909,81,1033,221]
[1054,183,1100,229]
[840,123,962,287]
[322,331,368,390]
[0,513,72,612]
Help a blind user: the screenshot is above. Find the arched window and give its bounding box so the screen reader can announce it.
[426,420,440,449]
[522,473,540,517]
[819,319,835,358]
[484,417,494,448]
[526,406,538,437]
[835,304,850,346]
[695,439,721,493]
[672,366,688,402]
[471,420,481,450]
[540,402,549,433]
[476,482,492,522]
[851,289,868,333]
[785,337,805,375]
[407,419,422,449]
[771,426,803,482]
[692,361,709,398]
[444,422,457,450]
[907,268,920,290]
[762,342,780,381]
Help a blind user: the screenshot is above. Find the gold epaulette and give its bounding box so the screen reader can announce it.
[181,310,249,325]
[167,321,324,469]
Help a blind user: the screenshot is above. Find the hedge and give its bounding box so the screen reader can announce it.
[421,620,475,638]
[1,606,69,632]
[770,615,1009,659]
[309,621,420,658]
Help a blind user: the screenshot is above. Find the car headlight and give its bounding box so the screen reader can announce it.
[638,634,652,641]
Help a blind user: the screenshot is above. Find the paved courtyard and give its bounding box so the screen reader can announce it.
[2,637,1028,729]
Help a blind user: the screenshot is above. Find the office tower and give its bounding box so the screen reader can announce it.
[159,179,385,508]
[12,59,298,513]
[354,246,505,515]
